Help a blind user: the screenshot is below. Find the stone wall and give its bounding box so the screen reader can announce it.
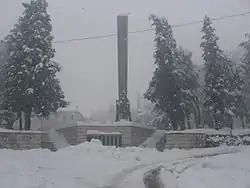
[56,124,155,147]
[165,132,206,149]
[0,124,155,150]
[0,130,45,150]
[80,125,132,146]
[56,125,132,147]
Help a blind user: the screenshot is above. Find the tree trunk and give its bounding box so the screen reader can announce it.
[241,115,245,129]
[213,111,219,130]
[180,121,185,130]
[196,107,201,126]
[172,120,178,130]
[18,111,22,131]
[179,114,185,130]
[194,99,201,127]
[187,116,191,129]
[24,110,31,130]
[193,111,198,128]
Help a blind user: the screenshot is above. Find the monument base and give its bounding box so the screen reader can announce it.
[115,99,131,122]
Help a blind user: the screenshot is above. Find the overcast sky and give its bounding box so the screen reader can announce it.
[0,0,250,116]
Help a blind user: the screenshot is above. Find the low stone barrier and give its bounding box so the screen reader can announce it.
[165,129,250,149]
[56,124,155,147]
[165,132,206,149]
[0,124,155,150]
[0,130,46,150]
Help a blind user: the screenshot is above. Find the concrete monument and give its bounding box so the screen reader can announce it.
[116,14,131,121]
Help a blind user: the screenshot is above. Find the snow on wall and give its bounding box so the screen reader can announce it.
[166,129,250,147]
[167,128,250,136]
[86,130,122,135]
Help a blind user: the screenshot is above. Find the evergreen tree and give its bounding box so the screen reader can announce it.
[221,55,241,128]
[178,48,200,129]
[145,15,187,130]
[149,106,171,130]
[3,0,68,130]
[239,34,250,125]
[201,16,237,129]
[0,42,6,98]
[0,43,18,129]
[232,67,246,128]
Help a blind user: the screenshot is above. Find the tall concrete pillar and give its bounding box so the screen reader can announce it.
[116,14,131,122]
[117,15,128,99]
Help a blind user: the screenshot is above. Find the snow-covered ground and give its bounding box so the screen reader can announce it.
[0,140,248,188]
[160,147,250,188]
[120,146,250,188]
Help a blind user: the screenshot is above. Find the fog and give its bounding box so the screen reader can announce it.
[0,0,249,115]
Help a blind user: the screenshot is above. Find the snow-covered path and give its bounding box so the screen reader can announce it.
[0,140,248,188]
[119,147,250,188]
[116,148,241,188]
[161,148,250,188]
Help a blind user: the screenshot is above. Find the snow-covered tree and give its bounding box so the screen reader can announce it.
[232,67,246,128]
[149,106,171,130]
[3,0,68,130]
[201,16,238,129]
[178,48,200,129]
[145,15,200,130]
[0,42,6,98]
[238,34,250,125]
[0,43,18,129]
[134,102,172,129]
[221,56,243,129]
[239,35,250,100]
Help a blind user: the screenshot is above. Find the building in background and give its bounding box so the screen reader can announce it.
[13,108,87,131]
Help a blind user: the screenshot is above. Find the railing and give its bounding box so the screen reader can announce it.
[86,130,122,147]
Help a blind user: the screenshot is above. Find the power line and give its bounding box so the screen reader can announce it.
[53,33,116,44]
[53,11,250,44]
[172,11,250,28]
